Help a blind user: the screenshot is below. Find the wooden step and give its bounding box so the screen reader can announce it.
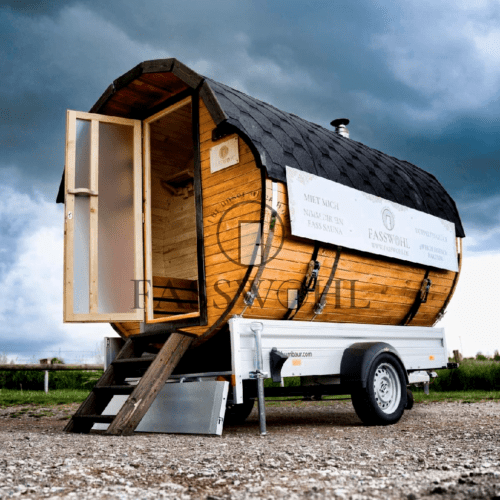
[93,385,135,395]
[105,333,192,436]
[112,355,156,364]
[112,356,156,370]
[65,334,192,435]
[64,338,140,434]
[73,414,115,424]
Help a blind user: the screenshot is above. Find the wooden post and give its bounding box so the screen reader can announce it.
[453,350,463,363]
[39,359,50,394]
[105,333,192,436]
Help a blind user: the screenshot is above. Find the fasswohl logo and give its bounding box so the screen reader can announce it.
[382,207,395,231]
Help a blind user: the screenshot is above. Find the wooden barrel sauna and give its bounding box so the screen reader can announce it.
[57,59,464,352]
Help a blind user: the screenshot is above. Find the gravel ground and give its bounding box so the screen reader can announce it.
[0,400,499,499]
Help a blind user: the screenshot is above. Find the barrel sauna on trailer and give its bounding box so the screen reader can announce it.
[57,59,464,434]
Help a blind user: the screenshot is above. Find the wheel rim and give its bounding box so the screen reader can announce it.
[372,362,401,414]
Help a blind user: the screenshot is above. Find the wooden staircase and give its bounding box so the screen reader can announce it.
[65,333,192,435]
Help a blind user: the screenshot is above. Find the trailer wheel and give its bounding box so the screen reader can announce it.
[351,353,407,425]
[405,389,414,410]
[224,398,255,426]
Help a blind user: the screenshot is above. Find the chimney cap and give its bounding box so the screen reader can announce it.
[330,118,350,127]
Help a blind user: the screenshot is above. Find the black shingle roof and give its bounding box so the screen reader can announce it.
[56,58,464,238]
[206,78,464,237]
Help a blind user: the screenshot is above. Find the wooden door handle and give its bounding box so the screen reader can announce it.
[67,188,98,196]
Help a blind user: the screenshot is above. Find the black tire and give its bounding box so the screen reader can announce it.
[224,398,255,426]
[351,353,407,426]
[405,389,414,410]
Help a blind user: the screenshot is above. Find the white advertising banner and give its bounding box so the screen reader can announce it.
[286,166,458,272]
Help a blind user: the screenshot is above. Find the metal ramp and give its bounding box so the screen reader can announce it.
[92,380,229,435]
[64,333,192,435]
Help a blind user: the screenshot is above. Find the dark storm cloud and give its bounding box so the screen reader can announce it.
[1,0,499,250]
[0,3,168,193]
[1,0,68,15]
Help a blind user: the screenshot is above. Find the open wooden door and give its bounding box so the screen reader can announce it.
[64,111,144,322]
[143,96,204,325]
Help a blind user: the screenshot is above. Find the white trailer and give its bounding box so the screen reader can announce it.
[100,321,454,436]
[223,317,453,434]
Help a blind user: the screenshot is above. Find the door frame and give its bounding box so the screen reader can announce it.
[142,93,208,329]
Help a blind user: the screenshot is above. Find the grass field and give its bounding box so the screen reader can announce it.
[0,389,88,407]
[411,390,500,403]
[1,388,500,408]
[1,359,499,408]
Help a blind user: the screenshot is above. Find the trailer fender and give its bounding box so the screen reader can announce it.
[340,342,408,389]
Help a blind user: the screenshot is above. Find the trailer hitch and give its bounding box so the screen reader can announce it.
[269,348,288,383]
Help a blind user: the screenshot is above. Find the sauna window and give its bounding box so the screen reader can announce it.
[63,111,143,322]
[143,97,201,323]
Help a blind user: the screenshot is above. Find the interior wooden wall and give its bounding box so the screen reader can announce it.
[149,104,198,282]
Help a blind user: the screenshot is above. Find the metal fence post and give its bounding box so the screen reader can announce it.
[39,359,50,394]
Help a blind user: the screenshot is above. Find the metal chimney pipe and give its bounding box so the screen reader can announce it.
[330,118,350,138]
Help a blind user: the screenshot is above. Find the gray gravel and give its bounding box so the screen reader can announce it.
[1,400,499,499]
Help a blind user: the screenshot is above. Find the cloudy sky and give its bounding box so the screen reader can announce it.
[1,0,499,361]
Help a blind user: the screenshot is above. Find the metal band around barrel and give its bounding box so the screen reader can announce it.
[401,269,431,326]
[312,246,342,320]
[284,242,321,320]
[242,182,279,311]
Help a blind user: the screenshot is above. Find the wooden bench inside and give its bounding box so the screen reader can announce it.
[152,276,198,319]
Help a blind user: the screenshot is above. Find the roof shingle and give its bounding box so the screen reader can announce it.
[206,78,464,237]
[55,59,464,238]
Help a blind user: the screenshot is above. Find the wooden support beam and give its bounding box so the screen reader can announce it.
[105,333,192,436]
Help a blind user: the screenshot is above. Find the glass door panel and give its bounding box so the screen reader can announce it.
[64,110,143,322]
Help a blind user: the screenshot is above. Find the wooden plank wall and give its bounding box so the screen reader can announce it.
[236,182,458,326]
[113,94,460,340]
[182,98,263,337]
